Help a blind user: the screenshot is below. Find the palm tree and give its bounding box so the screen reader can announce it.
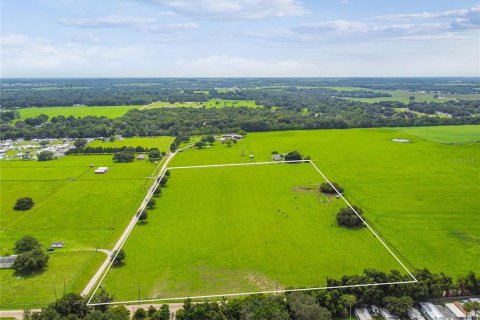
[341,294,357,319]
[464,301,480,320]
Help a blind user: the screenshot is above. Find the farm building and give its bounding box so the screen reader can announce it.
[392,138,410,143]
[95,167,109,174]
[409,308,426,320]
[0,255,18,269]
[435,305,455,320]
[223,133,243,140]
[355,308,373,320]
[420,302,445,320]
[136,154,146,160]
[271,154,282,161]
[51,242,65,248]
[380,308,400,320]
[445,303,467,320]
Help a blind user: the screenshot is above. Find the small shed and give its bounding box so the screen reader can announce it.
[95,167,109,174]
[0,255,18,269]
[271,154,282,161]
[136,154,146,160]
[51,242,65,248]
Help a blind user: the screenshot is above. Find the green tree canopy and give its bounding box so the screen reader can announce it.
[14,235,41,253]
[336,206,364,228]
[13,197,34,211]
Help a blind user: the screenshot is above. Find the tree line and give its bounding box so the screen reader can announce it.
[1,100,479,140]
[23,268,479,320]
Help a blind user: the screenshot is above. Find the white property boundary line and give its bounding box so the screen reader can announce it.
[88,159,417,306]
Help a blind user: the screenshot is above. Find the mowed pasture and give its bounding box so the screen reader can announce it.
[324,87,480,103]
[390,125,480,144]
[169,126,480,278]
[0,147,171,308]
[144,99,261,110]
[101,163,403,301]
[88,136,174,150]
[15,105,140,120]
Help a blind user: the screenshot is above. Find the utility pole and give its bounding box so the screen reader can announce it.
[137,280,141,301]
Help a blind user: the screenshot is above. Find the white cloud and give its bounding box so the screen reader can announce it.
[70,32,100,43]
[58,14,198,33]
[59,15,156,28]
[376,6,478,20]
[144,0,308,19]
[137,22,198,33]
[174,55,319,76]
[1,33,146,76]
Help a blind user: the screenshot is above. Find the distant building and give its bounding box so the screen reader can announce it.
[95,167,109,174]
[223,133,243,140]
[380,308,400,320]
[51,242,65,248]
[420,302,445,320]
[136,154,146,160]
[271,154,282,161]
[409,308,426,320]
[0,255,18,269]
[355,308,373,320]
[392,138,410,143]
[445,303,466,320]
[435,305,455,320]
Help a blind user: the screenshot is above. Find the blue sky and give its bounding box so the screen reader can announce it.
[1,0,479,77]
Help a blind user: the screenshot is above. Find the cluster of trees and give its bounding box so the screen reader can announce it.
[14,197,34,211]
[1,99,479,140]
[37,151,55,161]
[194,135,216,149]
[320,182,344,194]
[284,151,303,161]
[23,292,133,320]
[112,148,135,162]
[336,206,365,228]
[23,268,480,320]
[12,236,49,275]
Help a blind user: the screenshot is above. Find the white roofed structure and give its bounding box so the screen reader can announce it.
[355,308,373,320]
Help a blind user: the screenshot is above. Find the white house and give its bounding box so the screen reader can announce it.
[51,242,65,248]
[0,255,18,269]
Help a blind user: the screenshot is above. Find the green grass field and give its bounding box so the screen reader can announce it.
[324,87,480,103]
[144,99,261,109]
[204,99,260,108]
[0,152,165,308]
[16,106,140,120]
[88,136,174,150]
[168,126,479,280]
[101,163,403,300]
[390,125,480,144]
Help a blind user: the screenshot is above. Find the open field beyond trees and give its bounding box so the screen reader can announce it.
[16,106,141,120]
[87,136,174,150]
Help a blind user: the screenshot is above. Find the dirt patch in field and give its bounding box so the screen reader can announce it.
[246,273,284,291]
[292,184,319,193]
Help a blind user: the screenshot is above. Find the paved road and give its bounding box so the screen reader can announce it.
[81,151,177,297]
